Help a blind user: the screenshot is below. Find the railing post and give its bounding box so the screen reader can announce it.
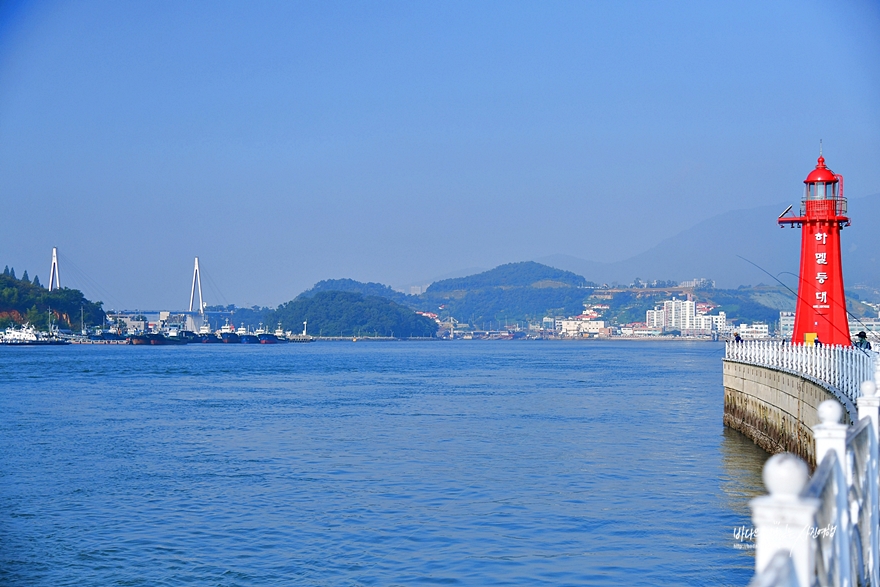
[873,351,880,395]
[822,345,830,384]
[836,347,842,388]
[859,380,880,439]
[858,379,880,587]
[814,400,847,469]
[751,453,819,587]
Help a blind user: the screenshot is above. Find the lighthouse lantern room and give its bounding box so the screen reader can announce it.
[778,151,850,346]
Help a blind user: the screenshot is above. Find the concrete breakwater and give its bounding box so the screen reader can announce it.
[722,359,854,468]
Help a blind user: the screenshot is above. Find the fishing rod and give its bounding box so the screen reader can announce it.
[775,270,880,346]
[736,255,873,355]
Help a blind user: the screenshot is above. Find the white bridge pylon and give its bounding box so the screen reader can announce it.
[48,247,61,291]
[189,257,204,315]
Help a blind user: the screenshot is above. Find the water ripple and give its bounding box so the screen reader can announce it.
[0,342,766,586]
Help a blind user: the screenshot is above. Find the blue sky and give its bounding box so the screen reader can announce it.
[1,1,878,309]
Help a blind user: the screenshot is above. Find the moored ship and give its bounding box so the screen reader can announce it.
[255,324,279,344]
[2,324,70,345]
[219,320,239,343]
[198,321,220,343]
[270,323,288,343]
[127,333,151,345]
[237,325,259,344]
[258,332,279,344]
[127,332,187,345]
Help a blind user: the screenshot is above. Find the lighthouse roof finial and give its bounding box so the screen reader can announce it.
[805,143,835,184]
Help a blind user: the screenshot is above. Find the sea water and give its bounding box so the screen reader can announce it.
[0,341,768,586]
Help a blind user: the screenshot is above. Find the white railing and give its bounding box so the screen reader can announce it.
[747,355,880,587]
[726,340,877,405]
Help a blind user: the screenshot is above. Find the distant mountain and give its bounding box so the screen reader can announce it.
[420,262,594,325]
[298,278,413,306]
[396,266,489,293]
[537,193,880,289]
[427,261,592,293]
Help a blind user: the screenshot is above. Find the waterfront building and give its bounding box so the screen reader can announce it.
[710,312,730,333]
[692,315,715,331]
[646,308,665,328]
[850,318,880,339]
[559,319,606,337]
[646,301,727,335]
[737,323,770,339]
[632,324,663,336]
[779,311,795,339]
[662,298,696,330]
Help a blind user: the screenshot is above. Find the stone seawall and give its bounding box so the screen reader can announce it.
[722,359,854,468]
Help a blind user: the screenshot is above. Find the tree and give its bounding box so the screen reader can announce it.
[21,270,29,283]
[2,266,8,276]
[32,275,41,288]
[0,272,104,329]
[25,305,48,330]
[9,267,14,279]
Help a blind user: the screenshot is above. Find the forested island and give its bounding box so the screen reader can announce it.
[268,291,437,338]
[0,266,104,330]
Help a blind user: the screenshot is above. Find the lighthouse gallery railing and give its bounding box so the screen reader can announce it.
[726,340,876,405]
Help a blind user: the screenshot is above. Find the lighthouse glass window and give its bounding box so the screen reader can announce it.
[807,182,837,200]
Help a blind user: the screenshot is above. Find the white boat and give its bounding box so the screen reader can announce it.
[2,323,69,345]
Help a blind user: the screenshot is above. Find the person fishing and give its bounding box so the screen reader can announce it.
[854,331,872,350]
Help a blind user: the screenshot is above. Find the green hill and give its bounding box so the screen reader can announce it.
[0,267,105,330]
[299,278,412,306]
[420,262,595,325]
[268,291,437,338]
[427,261,590,292]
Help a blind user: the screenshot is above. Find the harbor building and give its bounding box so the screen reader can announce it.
[779,311,795,339]
[559,319,607,337]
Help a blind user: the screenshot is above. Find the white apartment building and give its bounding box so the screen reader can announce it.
[779,311,795,340]
[662,298,696,330]
[646,309,665,328]
[710,312,729,333]
[692,315,715,331]
[647,303,728,334]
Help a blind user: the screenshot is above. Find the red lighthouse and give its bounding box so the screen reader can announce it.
[778,152,850,346]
